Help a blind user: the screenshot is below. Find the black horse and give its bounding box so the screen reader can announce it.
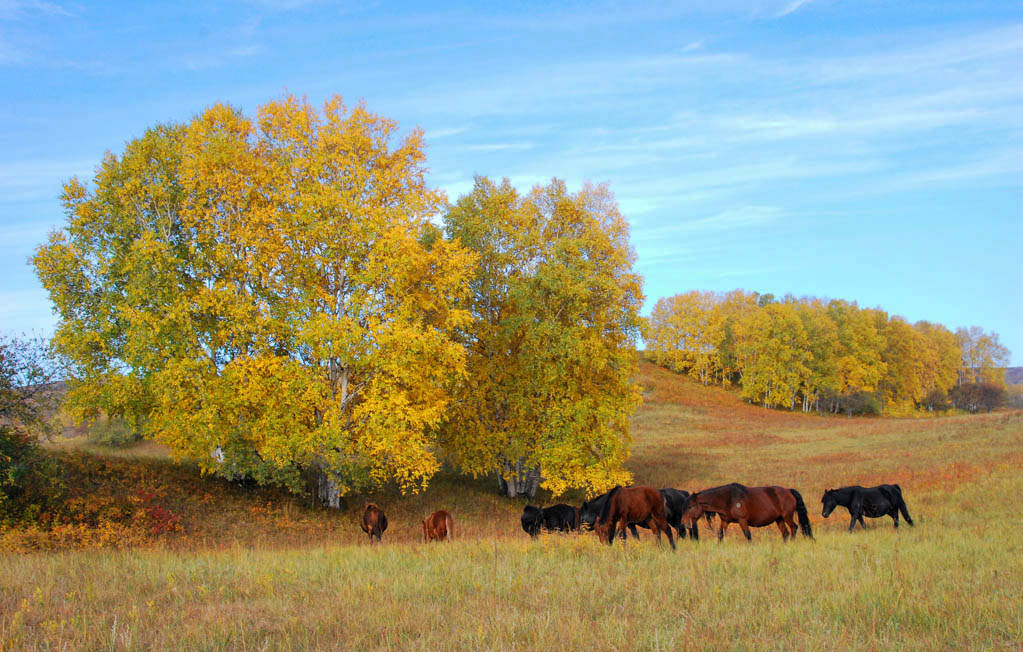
[660,488,701,540]
[821,484,914,531]
[580,488,701,540]
[521,503,579,537]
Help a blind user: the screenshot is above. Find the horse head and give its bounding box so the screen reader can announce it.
[821,489,837,518]
[680,491,703,527]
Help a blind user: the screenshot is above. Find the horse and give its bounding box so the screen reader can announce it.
[595,486,676,550]
[661,488,703,540]
[582,491,638,539]
[682,483,813,542]
[423,510,454,542]
[821,484,914,531]
[581,488,702,541]
[580,490,641,540]
[521,504,578,537]
[361,503,388,543]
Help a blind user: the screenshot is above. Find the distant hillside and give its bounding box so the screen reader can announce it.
[1008,367,1023,385]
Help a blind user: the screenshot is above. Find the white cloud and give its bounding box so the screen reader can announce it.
[636,205,782,240]
[773,0,814,18]
[426,127,468,140]
[460,143,534,152]
[0,158,95,202]
[0,0,71,20]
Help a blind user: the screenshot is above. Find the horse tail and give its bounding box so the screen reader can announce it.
[891,486,913,525]
[790,488,814,539]
[446,512,454,541]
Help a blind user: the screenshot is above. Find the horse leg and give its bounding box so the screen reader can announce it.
[655,515,676,551]
[739,519,752,542]
[892,508,900,529]
[775,519,789,541]
[858,515,867,529]
[718,520,729,541]
[628,524,639,541]
[784,513,798,540]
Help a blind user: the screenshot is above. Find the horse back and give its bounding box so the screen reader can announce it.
[610,486,665,522]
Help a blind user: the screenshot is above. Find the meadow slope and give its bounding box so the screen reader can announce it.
[2,359,1022,650]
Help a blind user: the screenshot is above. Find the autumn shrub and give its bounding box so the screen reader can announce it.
[924,387,951,412]
[1007,384,1023,409]
[951,382,1006,413]
[86,415,141,447]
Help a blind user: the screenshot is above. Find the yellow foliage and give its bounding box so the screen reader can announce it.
[33,95,473,495]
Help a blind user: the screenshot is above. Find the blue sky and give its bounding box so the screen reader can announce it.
[2,0,1021,362]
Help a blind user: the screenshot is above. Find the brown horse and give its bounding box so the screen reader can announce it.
[361,503,388,543]
[682,483,812,542]
[595,486,676,550]
[423,510,454,543]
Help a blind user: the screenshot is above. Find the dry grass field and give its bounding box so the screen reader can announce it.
[2,358,1022,650]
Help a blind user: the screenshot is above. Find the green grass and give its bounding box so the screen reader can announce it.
[2,359,1022,650]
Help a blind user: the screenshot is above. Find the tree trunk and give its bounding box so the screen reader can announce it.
[315,469,342,509]
[500,458,541,498]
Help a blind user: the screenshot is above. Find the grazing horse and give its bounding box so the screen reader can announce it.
[821,484,914,531]
[580,490,641,540]
[581,488,702,541]
[423,510,454,542]
[360,503,388,543]
[661,488,702,540]
[521,504,579,537]
[596,486,676,550]
[682,483,813,542]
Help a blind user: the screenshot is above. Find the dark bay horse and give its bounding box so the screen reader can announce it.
[682,483,813,542]
[580,490,641,540]
[595,486,676,550]
[423,510,454,542]
[582,488,703,541]
[521,504,578,537]
[361,503,388,543]
[821,484,913,531]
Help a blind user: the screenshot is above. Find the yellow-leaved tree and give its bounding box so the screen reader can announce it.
[33,95,474,503]
[441,177,643,498]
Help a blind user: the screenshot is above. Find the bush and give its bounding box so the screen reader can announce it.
[87,415,142,447]
[1007,385,1023,410]
[951,382,1007,413]
[924,388,951,412]
[0,335,64,522]
[0,427,62,522]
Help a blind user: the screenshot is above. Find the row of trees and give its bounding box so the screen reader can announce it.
[646,291,1011,414]
[32,96,642,500]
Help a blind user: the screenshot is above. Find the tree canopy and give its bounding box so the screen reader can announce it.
[647,291,1008,415]
[34,96,475,499]
[441,176,643,497]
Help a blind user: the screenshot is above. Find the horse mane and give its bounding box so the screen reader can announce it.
[596,486,622,525]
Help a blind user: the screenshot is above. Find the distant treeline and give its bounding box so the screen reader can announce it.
[646,291,1012,415]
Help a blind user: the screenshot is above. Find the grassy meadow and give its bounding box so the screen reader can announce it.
[2,359,1022,650]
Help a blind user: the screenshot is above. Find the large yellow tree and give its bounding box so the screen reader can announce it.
[441,177,643,498]
[33,96,474,502]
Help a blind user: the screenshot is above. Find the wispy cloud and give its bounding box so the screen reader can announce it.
[460,143,534,152]
[0,158,95,202]
[773,0,814,19]
[426,126,468,140]
[636,205,783,240]
[0,0,72,20]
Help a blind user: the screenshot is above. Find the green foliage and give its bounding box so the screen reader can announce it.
[0,336,62,521]
[441,176,642,497]
[86,415,141,447]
